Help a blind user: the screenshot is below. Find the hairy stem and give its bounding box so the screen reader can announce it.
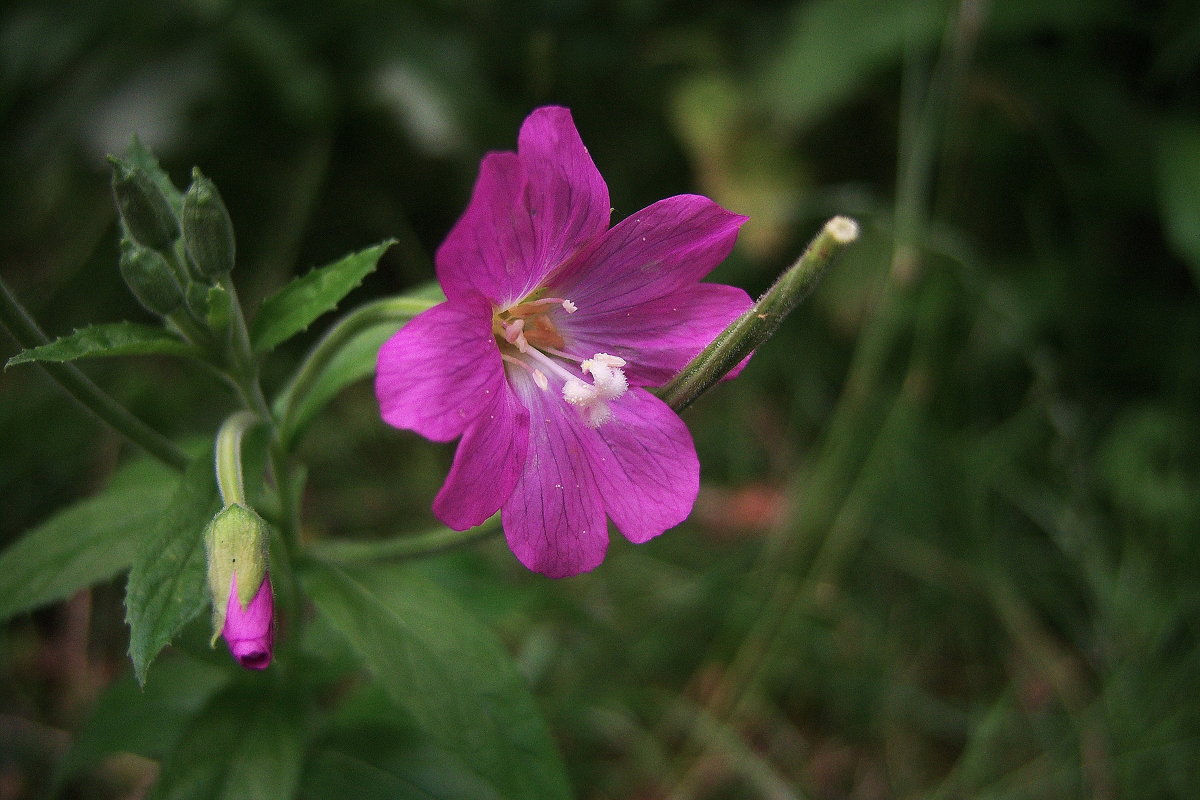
[658,216,859,412]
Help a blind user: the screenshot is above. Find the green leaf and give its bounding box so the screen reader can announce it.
[302,727,504,800]
[300,561,572,800]
[301,684,505,799]
[285,316,400,433]
[1157,120,1200,291]
[250,240,395,353]
[125,447,221,685]
[148,682,307,800]
[53,655,229,791]
[5,321,194,367]
[274,284,443,446]
[0,458,177,621]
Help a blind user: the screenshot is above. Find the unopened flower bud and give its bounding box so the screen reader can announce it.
[108,156,180,251]
[204,504,273,669]
[118,240,184,316]
[182,168,236,280]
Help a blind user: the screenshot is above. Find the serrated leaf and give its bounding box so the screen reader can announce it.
[0,458,177,621]
[53,655,229,792]
[148,682,307,800]
[300,561,572,800]
[5,322,194,367]
[125,447,221,685]
[250,240,395,353]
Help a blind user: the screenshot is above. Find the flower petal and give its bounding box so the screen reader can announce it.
[433,382,529,530]
[549,194,746,313]
[561,282,753,386]
[587,389,699,544]
[501,380,608,578]
[224,573,273,670]
[436,107,610,306]
[435,153,537,305]
[375,296,502,442]
[517,106,611,283]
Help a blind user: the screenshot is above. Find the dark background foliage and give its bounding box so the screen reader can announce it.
[2,0,1199,797]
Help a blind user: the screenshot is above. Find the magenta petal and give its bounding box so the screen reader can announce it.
[549,194,746,312]
[588,389,699,544]
[376,296,502,442]
[501,383,608,578]
[516,106,611,280]
[436,107,610,306]
[436,152,540,305]
[224,574,273,670]
[562,282,753,386]
[433,382,529,529]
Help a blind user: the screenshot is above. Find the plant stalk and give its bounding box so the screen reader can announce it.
[0,275,189,470]
[658,216,859,412]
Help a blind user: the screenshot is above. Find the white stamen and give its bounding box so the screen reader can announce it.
[501,353,550,391]
[501,319,529,353]
[524,346,584,387]
[503,318,525,342]
[561,299,577,313]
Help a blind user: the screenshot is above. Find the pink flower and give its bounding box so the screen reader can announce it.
[222,573,273,670]
[376,106,751,577]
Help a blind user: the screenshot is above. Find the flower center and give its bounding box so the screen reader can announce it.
[493,294,627,428]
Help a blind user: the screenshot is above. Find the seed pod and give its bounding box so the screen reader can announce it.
[108,156,181,251]
[182,168,236,280]
[118,240,184,316]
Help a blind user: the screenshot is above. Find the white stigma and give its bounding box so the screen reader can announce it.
[562,353,628,428]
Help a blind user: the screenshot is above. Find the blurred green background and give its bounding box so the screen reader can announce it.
[2,0,1199,797]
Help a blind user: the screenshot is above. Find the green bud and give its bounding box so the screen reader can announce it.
[108,156,181,251]
[185,281,232,333]
[118,240,184,315]
[182,168,236,279]
[204,503,270,646]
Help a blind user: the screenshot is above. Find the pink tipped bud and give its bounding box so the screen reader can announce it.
[223,573,274,670]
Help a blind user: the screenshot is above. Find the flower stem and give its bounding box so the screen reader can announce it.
[307,515,502,565]
[0,275,189,471]
[218,276,272,418]
[657,216,859,413]
[214,410,258,506]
